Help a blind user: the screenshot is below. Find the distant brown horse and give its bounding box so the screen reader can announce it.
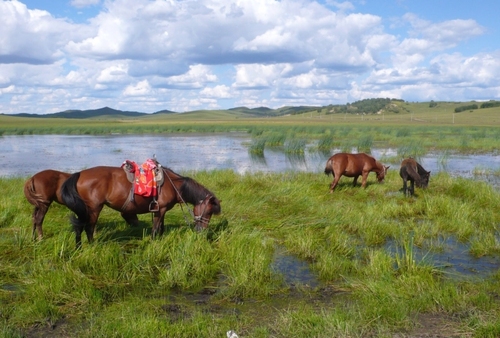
[399,158,430,196]
[60,165,221,247]
[324,153,390,193]
[24,169,140,240]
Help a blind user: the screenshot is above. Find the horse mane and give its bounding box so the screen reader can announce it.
[180,178,214,203]
[375,160,385,172]
[416,162,429,176]
[163,167,218,208]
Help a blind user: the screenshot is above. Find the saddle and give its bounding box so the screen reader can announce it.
[121,158,165,211]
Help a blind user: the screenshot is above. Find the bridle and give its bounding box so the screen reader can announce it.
[193,195,213,228]
[164,169,212,227]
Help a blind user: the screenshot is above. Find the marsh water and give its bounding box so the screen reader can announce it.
[1,134,499,284]
[1,134,499,181]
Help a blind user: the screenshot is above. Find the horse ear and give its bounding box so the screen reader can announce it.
[208,195,220,203]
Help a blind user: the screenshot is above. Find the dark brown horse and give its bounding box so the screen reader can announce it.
[324,153,390,193]
[24,169,140,240]
[399,158,430,196]
[60,165,221,247]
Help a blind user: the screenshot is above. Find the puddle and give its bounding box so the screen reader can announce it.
[1,283,20,292]
[386,236,500,279]
[271,246,320,287]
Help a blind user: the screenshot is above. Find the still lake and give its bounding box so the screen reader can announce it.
[1,134,499,183]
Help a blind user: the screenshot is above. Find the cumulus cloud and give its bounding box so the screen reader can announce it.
[200,85,232,98]
[0,1,74,65]
[0,0,498,114]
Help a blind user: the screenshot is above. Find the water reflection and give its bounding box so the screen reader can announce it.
[0,134,499,186]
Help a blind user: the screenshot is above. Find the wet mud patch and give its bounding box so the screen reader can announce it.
[23,316,74,338]
[394,312,466,338]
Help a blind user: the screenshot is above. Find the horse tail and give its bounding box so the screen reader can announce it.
[60,172,89,231]
[324,159,334,176]
[23,177,44,207]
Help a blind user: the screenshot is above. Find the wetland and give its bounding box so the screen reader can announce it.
[1,128,500,337]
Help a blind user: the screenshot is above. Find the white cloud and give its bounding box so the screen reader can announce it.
[71,0,101,8]
[200,85,232,98]
[0,0,498,114]
[123,80,152,96]
[0,1,75,65]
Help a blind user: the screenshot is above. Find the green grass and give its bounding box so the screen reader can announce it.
[1,167,500,337]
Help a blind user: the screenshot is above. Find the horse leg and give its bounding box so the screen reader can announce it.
[32,203,49,240]
[84,208,102,244]
[358,174,366,187]
[329,174,341,193]
[409,179,415,196]
[402,176,408,196]
[121,212,139,227]
[73,219,84,249]
[151,208,167,238]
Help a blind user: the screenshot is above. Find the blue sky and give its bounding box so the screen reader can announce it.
[1,0,499,114]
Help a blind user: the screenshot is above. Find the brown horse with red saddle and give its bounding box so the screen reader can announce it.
[60,160,221,247]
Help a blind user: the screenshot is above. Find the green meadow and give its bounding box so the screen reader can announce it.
[2,170,500,337]
[1,102,500,337]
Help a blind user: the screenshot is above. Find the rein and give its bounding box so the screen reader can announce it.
[164,169,211,226]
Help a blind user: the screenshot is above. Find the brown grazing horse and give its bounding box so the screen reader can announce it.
[60,165,221,247]
[324,153,390,193]
[399,158,431,196]
[24,170,72,240]
[24,169,140,240]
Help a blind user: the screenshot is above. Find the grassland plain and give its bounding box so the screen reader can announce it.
[2,101,500,156]
[1,103,500,337]
[1,168,500,337]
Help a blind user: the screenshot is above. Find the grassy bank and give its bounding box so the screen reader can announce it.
[1,169,500,337]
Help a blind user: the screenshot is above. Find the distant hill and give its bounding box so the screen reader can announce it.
[228,106,318,116]
[6,105,316,119]
[12,107,145,119]
[15,98,495,119]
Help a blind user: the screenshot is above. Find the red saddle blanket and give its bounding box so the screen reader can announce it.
[121,159,158,197]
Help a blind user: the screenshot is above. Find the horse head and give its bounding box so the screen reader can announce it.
[416,170,431,188]
[376,163,390,182]
[193,194,222,231]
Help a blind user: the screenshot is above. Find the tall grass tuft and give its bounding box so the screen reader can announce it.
[317,134,336,152]
[217,228,283,298]
[284,138,306,154]
[357,135,373,153]
[265,132,286,147]
[248,138,266,155]
[397,141,427,159]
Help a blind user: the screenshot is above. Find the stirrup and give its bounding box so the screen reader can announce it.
[149,199,159,212]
